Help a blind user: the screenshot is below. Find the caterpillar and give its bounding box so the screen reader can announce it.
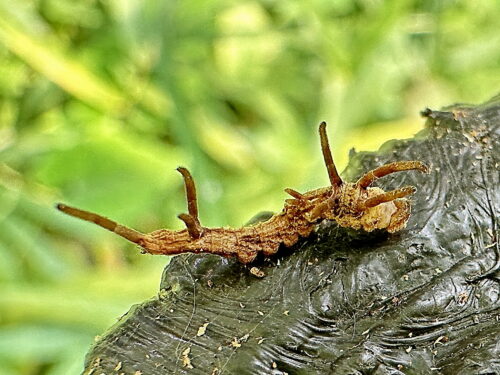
[57,122,429,264]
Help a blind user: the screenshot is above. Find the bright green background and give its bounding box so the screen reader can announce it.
[0,1,499,374]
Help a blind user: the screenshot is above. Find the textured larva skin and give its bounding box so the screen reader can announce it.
[57,123,427,264]
[141,184,411,263]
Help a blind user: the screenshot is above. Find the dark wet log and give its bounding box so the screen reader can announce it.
[83,95,500,375]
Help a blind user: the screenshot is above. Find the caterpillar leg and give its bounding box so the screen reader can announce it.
[237,249,258,264]
[387,199,412,233]
[177,167,204,239]
[261,242,281,257]
[356,161,429,188]
[361,186,416,210]
[318,122,343,187]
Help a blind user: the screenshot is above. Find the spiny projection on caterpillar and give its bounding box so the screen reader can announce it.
[57,122,429,264]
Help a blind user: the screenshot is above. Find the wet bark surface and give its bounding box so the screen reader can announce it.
[83,95,500,375]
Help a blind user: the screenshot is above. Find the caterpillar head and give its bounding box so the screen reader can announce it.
[316,122,429,232]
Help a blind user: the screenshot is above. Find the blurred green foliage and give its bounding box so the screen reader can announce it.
[0,0,499,373]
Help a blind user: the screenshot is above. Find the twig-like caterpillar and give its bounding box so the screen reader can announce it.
[57,122,428,263]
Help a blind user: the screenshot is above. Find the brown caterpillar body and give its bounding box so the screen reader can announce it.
[57,122,429,264]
